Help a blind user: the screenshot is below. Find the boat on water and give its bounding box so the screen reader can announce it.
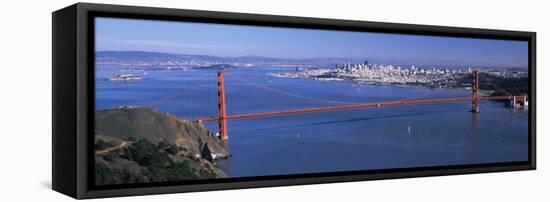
[106,74,144,81]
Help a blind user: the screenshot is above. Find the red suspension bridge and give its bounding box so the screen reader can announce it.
[182,70,528,141]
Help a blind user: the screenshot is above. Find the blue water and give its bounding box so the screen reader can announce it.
[95,67,529,178]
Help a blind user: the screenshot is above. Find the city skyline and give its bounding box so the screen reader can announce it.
[96,17,529,68]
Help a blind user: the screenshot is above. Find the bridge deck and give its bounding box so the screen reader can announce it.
[194,95,514,122]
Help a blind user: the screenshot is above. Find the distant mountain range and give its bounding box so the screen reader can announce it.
[96,51,320,68]
[96,51,526,69]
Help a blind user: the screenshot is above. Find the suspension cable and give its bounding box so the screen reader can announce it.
[149,75,211,107]
[225,73,361,105]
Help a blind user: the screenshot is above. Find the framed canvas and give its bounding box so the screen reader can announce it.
[52,3,536,199]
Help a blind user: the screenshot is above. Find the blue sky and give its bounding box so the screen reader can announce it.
[96,17,528,67]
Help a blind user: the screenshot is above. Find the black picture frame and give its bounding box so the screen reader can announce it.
[52,3,536,199]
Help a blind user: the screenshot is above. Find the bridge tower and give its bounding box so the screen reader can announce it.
[217,71,228,140]
[471,70,480,113]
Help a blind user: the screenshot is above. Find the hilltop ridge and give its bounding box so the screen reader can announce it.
[94,106,229,185]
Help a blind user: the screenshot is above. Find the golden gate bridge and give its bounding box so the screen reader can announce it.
[149,70,527,141]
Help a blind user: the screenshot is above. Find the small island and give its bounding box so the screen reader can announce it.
[106,74,144,81]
